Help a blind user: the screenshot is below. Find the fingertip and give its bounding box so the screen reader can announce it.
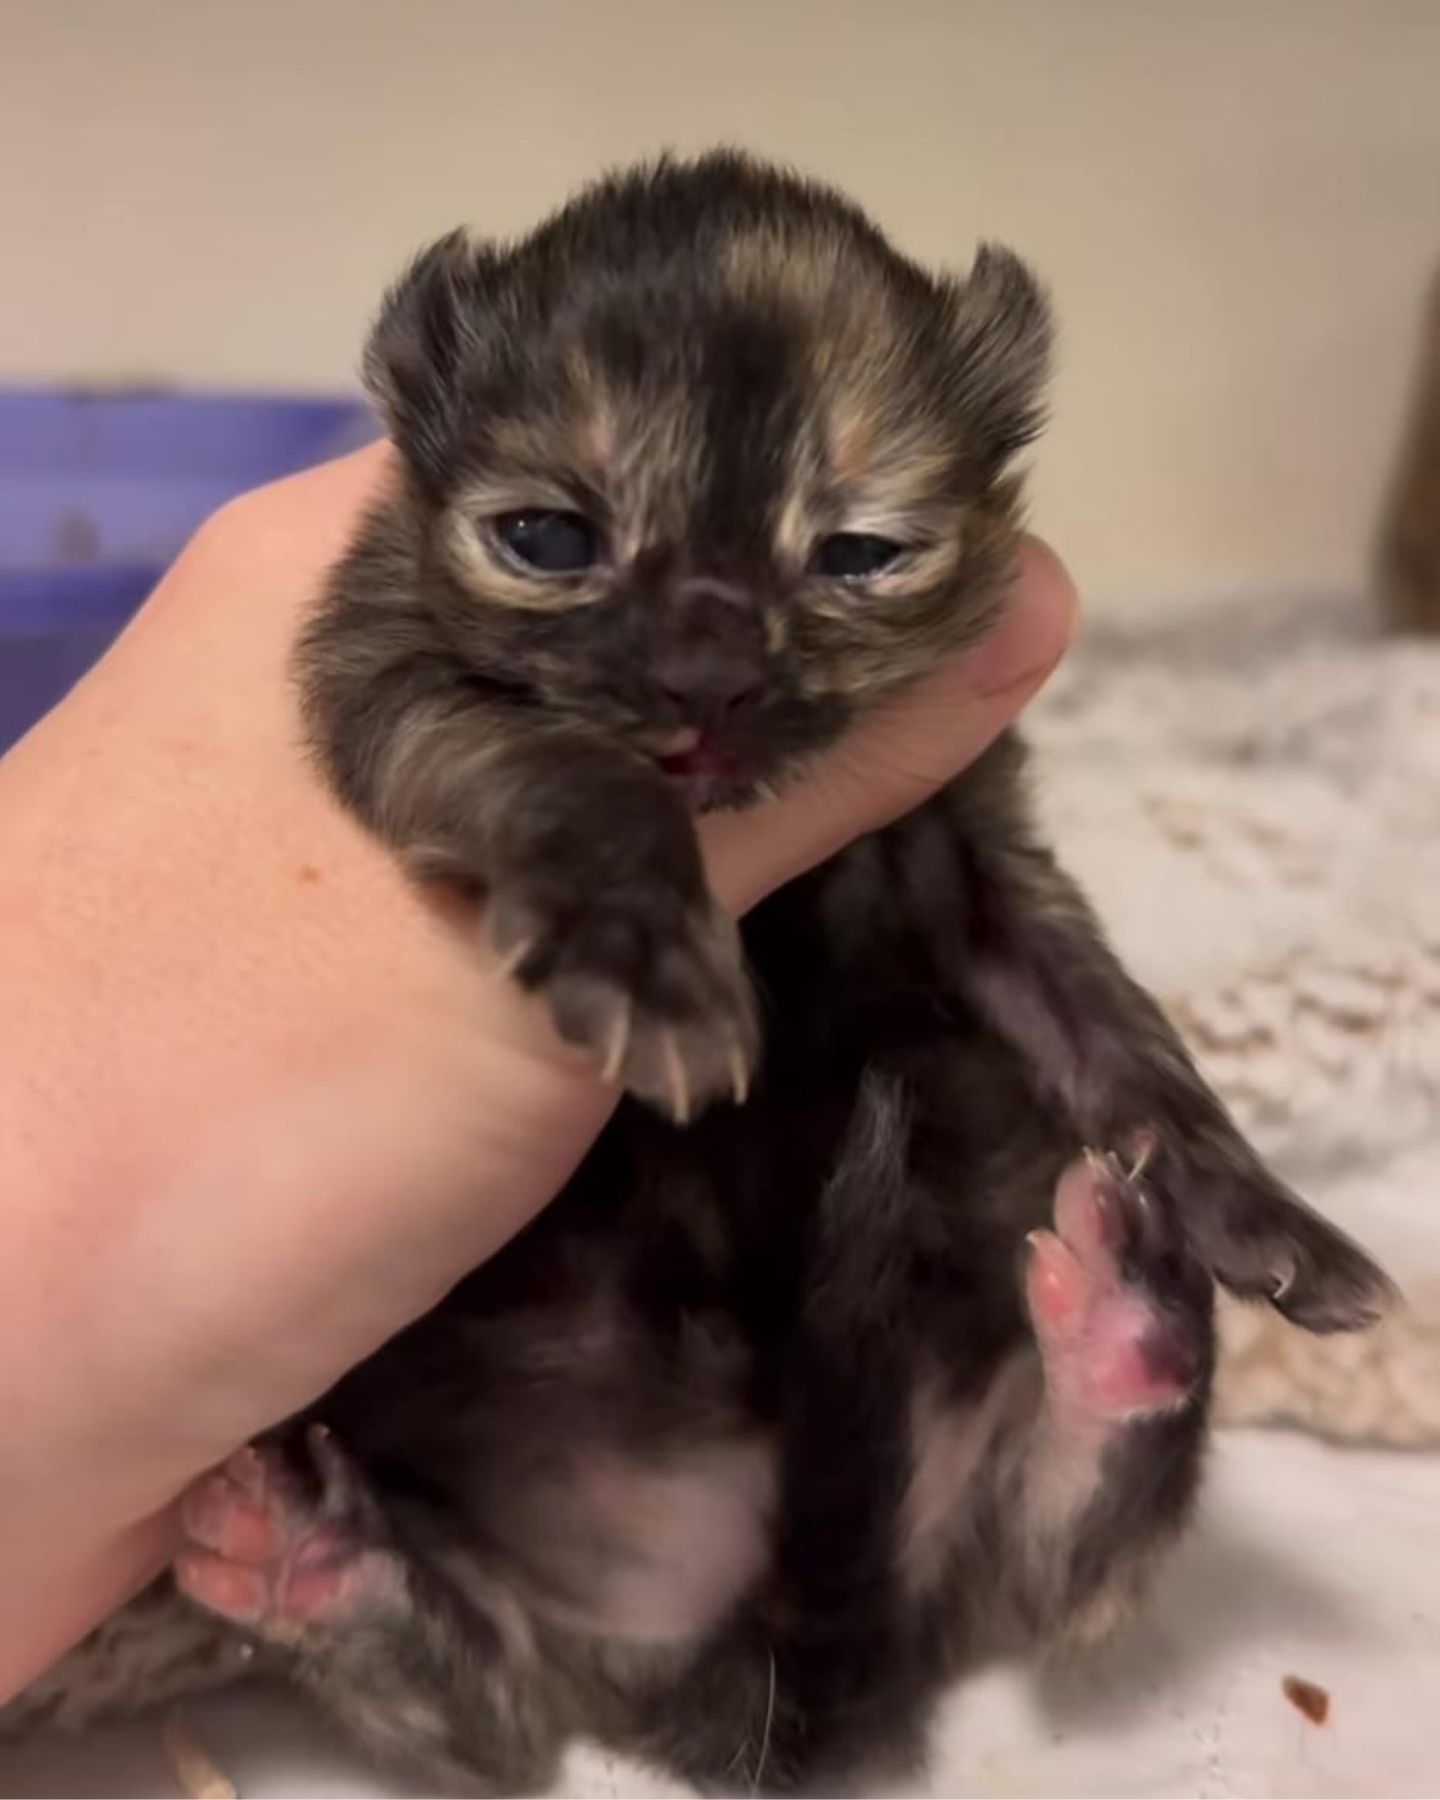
[698,533,1081,914]
[966,535,1080,698]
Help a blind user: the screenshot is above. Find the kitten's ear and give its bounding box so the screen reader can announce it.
[944,245,1053,472]
[363,229,500,487]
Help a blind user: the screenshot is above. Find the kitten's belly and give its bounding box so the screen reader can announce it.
[463,1395,1006,1647]
[511,1438,779,1644]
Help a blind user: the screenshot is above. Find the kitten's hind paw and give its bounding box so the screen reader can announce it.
[176,1428,405,1643]
[1026,1149,1212,1426]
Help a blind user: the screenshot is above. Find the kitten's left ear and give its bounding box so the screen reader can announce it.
[943,245,1053,472]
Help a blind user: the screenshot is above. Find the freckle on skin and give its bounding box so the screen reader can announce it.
[298,865,323,886]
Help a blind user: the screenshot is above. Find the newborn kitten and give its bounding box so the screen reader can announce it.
[6,153,1393,1796]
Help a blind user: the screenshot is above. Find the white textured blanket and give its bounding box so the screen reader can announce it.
[1033,595,1440,1197]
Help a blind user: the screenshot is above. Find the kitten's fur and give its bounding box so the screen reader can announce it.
[5,154,1393,1795]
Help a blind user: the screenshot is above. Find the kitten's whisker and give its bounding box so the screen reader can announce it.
[662,1031,691,1126]
[751,1649,777,1795]
[1126,1128,1158,1182]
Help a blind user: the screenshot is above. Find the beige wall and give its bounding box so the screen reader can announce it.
[4,0,1439,609]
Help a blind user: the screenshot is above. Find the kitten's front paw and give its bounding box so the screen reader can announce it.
[1187,1167,1397,1334]
[491,885,759,1123]
[1130,1127,1396,1334]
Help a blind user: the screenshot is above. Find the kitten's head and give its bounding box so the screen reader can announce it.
[367,151,1050,807]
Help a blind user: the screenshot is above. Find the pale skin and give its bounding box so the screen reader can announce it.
[0,442,1075,1700]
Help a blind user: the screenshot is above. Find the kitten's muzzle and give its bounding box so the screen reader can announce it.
[649,576,770,728]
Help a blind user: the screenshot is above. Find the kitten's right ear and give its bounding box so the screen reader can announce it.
[363,230,499,487]
[945,245,1053,474]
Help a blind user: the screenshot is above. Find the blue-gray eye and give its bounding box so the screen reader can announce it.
[495,511,601,574]
[813,533,906,579]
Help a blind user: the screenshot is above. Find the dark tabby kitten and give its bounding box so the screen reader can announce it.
[7,153,1391,1796]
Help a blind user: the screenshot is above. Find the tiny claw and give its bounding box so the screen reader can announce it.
[305,1423,353,1512]
[728,1043,750,1107]
[601,1001,632,1085]
[1125,1128,1159,1182]
[225,1445,266,1493]
[662,1030,691,1126]
[1024,1227,1088,1325]
[488,934,535,985]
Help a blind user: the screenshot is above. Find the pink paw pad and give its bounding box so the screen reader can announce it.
[175,1427,402,1639]
[1026,1147,1201,1425]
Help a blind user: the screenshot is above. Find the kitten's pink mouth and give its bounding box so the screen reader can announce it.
[651,727,750,796]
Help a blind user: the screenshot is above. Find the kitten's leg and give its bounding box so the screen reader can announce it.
[298,610,756,1118]
[175,1427,558,1796]
[633,1080,930,1798]
[929,748,1392,1330]
[988,1146,1212,1642]
[0,1583,261,1738]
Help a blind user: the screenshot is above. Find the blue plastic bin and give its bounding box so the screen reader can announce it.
[0,387,376,752]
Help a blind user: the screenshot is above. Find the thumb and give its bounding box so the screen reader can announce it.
[701,537,1078,912]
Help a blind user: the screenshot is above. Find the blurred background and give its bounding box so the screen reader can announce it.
[4,0,1439,612]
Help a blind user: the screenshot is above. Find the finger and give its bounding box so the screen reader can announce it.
[701,536,1078,913]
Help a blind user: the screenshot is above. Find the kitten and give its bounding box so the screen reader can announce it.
[5,153,1392,1796]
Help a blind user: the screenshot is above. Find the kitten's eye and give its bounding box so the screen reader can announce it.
[494,510,601,574]
[813,533,907,580]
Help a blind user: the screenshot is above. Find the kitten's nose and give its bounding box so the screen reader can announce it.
[653,578,767,720]
[655,647,764,717]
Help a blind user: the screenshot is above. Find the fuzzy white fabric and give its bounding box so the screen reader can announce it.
[6,597,1440,1799]
[1031,594,1440,1200]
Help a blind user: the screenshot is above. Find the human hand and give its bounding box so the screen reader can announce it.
[0,443,1074,1693]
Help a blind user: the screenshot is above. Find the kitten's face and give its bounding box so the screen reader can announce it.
[368,155,1050,807]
